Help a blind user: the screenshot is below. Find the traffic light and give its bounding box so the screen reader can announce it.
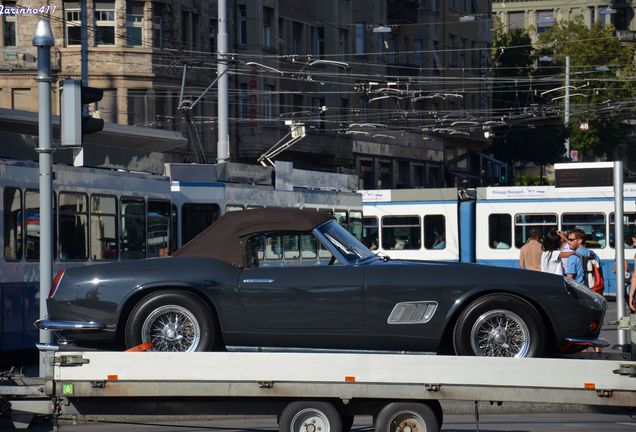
[61,79,105,147]
[499,166,508,184]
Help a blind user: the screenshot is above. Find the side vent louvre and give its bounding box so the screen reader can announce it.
[387,301,438,324]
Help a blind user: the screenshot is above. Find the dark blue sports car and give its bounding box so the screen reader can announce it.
[38,208,608,357]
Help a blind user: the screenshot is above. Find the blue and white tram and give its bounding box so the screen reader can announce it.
[362,185,636,295]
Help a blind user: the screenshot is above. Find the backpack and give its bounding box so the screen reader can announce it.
[582,252,605,295]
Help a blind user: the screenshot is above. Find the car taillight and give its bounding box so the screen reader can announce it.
[50,269,65,298]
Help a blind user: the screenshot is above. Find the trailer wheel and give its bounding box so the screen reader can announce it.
[279,401,342,432]
[125,290,214,352]
[452,293,545,358]
[340,414,354,432]
[375,402,439,432]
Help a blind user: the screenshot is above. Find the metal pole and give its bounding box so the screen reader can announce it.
[32,19,55,378]
[217,0,230,163]
[615,161,628,347]
[564,56,570,158]
[73,0,89,166]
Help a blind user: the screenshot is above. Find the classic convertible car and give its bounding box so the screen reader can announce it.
[38,208,608,357]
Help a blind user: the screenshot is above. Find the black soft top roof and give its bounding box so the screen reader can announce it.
[173,207,333,267]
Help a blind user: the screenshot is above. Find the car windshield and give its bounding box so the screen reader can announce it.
[317,220,375,263]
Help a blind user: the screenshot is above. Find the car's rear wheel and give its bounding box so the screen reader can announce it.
[452,294,545,358]
[125,290,214,352]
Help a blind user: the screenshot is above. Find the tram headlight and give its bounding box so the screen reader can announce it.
[563,277,606,310]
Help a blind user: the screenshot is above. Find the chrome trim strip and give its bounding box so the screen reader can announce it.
[226,346,437,355]
[242,278,274,283]
[565,337,610,347]
[34,319,106,331]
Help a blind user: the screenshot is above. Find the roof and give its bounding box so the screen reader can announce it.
[173,207,334,267]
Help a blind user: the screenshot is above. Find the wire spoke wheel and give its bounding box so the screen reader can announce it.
[470,309,530,357]
[142,305,201,352]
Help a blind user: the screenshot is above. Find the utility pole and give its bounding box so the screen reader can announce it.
[217,0,229,163]
[32,18,54,378]
[564,55,570,159]
[74,0,89,166]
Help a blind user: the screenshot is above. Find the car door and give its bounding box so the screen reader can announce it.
[238,232,365,332]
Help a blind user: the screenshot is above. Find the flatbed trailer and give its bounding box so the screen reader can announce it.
[2,348,636,432]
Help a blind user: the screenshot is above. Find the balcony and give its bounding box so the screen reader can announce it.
[387,0,418,24]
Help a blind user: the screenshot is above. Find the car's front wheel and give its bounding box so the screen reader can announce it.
[125,290,215,352]
[452,293,545,358]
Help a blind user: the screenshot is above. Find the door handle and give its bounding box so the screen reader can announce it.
[242,278,274,283]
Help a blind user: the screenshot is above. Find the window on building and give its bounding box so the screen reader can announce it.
[279,17,286,53]
[403,37,409,64]
[359,159,374,189]
[238,4,247,46]
[239,83,248,119]
[126,2,143,47]
[431,0,438,11]
[209,17,216,53]
[382,216,421,250]
[192,13,200,50]
[293,94,304,113]
[90,194,117,260]
[459,38,467,68]
[508,11,524,30]
[127,89,148,126]
[147,200,170,257]
[378,161,392,188]
[311,26,324,58]
[562,213,606,249]
[355,22,365,56]
[120,197,145,260]
[489,214,512,249]
[3,187,22,261]
[292,21,303,55]
[448,34,457,66]
[12,88,32,111]
[387,38,396,64]
[263,6,274,48]
[432,40,441,75]
[537,10,555,34]
[413,39,423,67]
[264,84,275,119]
[339,29,348,61]
[514,214,557,248]
[58,192,88,261]
[312,97,325,130]
[2,2,16,46]
[181,10,190,49]
[95,1,116,45]
[153,3,165,48]
[181,203,219,244]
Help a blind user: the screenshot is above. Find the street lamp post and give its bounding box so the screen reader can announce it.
[565,56,570,159]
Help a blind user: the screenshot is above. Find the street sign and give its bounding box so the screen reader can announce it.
[554,162,613,187]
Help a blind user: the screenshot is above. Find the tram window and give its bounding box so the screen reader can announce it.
[3,187,23,261]
[349,210,363,240]
[489,214,512,249]
[148,200,170,258]
[90,194,117,260]
[283,234,300,259]
[181,203,220,244]
[335,210,347,228]
[562,213,606,249]
[265,234,283,260]
[609,212,636,248]
[300,233,318,259]
[120,197,146,260]
[362,216,378,250]
[59,192,88,261]
[514,214,557,248]
[424,215,446,250]
[24,190,40,261]
[170,204,178,253]
[382,216,421,250]
[226,205,244,212]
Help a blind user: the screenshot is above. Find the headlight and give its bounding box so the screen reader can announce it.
[563,277,606,310]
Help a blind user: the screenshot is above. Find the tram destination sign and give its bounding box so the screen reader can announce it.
[554,162,614,188]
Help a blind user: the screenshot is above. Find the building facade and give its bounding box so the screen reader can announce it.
[0,0,498,188]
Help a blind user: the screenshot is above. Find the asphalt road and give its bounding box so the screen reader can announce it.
[5,412,636,432]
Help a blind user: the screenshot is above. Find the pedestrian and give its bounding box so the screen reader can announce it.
[629,270,636,313]
[519,229,542,271]
[565,229,590,285]
[540,230,574,275]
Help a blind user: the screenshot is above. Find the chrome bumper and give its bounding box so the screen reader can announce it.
[34,319,106,331]
[565,336,610,348]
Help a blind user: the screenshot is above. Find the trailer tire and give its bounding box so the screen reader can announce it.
[340,414,354,432]
[125,290,214,352]
[279,401,342,432]
[452,293,545,358]
[375,402,440,432]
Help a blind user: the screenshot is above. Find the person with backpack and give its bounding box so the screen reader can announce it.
[565,229,589,285]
